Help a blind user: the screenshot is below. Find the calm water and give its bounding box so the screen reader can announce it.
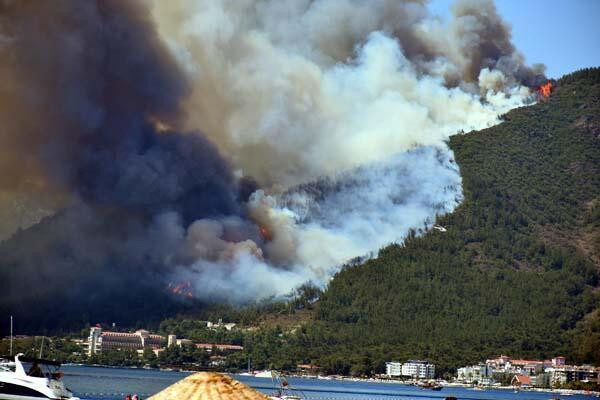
[61,365,594,400]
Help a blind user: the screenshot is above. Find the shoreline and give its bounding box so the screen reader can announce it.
[62,364,600,397]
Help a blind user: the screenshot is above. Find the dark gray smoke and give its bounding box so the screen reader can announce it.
[0,0,238,216]
[0,0,245,331]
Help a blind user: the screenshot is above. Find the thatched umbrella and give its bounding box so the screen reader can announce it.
[148,372,271,400]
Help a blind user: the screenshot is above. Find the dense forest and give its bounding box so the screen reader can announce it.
[293,68,600,374]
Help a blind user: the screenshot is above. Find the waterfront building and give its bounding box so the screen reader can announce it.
[463,355,598,387]
[86,327,165,355]
[485,355,551,375]
[87,326,102,356]
[401,360,435,379]
[546,365,599,385]
[456,364,493,384]
[511,375,533,388]
[535,372,552,388]
[506,359,546,376]
[385,362,403,377]
[485,355,511,371]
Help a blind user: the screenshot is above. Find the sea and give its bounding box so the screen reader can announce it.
[61,365,595,400]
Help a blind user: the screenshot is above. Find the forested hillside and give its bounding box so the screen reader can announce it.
[265,68,600,375]
[3,69,598,378]
[162,69,599,377]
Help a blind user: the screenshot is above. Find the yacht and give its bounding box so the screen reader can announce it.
[253,370,274,378]
[0,353,79,399]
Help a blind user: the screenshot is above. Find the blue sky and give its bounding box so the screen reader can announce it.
[428,0,600,78]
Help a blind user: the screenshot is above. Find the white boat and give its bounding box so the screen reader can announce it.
[0,353,79,400]
[253,370,274,378]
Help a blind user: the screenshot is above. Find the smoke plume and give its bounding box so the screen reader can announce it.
[0,0,244,327]
[0,0,545,327]
[152,0,544,186]
[149,0,543,300]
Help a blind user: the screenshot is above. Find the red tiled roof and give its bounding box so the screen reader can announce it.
[513,375,531,385]
[510,359,544,365]
[102,332,139,337]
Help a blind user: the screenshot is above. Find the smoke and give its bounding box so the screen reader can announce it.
[152,0,543,186]
[0,0,545,325]
[148,0,542,300]
[0,0,245,326]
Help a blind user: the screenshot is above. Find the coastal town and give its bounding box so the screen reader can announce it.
[0,0,598,397]
[81,325,600,389]
[8,323,598,395]
[385,356,599,390]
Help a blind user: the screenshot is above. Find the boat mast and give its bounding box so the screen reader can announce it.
[39,336,44,358]
[9,315,13,356]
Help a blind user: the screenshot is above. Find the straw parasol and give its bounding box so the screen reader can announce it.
[148,372,271,400]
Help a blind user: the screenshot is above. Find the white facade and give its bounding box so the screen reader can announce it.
[87,327,102,355]
[206,319,237,331]
[386,362,403,377]
[457,364,493,383]
[385,360,435,379]
[167,334,193,347]
[402,360,435,379]
[86,327,165,355]
[167,334,177,347]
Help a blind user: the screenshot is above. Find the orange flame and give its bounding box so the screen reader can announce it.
[538,82,553,98]
[259,226,273,241]
[168,281,195,299]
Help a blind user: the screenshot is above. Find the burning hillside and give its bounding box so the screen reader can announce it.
[0,0,550,329]
[539,82,554,98]
[168,281,195,300]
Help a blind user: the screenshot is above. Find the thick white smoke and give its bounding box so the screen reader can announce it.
[150,0,541,302]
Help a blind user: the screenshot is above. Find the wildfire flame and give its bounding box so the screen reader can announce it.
[259,225,273,241]
[538,82,553,99]
[168,281,194,299]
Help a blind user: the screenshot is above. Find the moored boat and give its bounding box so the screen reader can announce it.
[418,381,443,391]
[0,353,79,400]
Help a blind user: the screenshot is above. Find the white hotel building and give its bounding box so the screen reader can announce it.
[386,362,403,377]
[457,363,494,384]
[386,360,435,379]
